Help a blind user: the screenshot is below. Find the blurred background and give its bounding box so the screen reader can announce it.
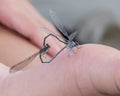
[30,0,120,50]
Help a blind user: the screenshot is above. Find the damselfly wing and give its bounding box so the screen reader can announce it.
[49,9,69,39]
[49,9,80,50]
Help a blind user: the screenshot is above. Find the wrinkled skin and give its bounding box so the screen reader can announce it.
[0,0,120,96]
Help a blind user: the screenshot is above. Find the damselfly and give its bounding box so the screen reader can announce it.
[9,9,80,73]
[10,43,66,73]
[48,9,80,53]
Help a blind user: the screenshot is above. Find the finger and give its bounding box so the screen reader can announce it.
[0,0,64,56]
[20,0,65,55]
[21,0,57,33]
[4,47,81,96]
[73,44,120,95]
[5,44,120,96]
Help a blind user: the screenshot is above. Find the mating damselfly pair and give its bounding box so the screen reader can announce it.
[10,9,80,73]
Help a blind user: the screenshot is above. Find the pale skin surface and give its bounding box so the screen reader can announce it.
[1,0,120,96]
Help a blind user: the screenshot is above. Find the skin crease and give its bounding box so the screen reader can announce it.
[0,0,120,96]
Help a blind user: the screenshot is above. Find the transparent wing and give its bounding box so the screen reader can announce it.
[49,9,69,37]
[10,51,40,73]
[68,31,78,41]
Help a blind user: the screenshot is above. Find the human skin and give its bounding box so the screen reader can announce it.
[0,25,40,68]
[1,0,120,96]
[1,27,120,96]
[0,0,63,56]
